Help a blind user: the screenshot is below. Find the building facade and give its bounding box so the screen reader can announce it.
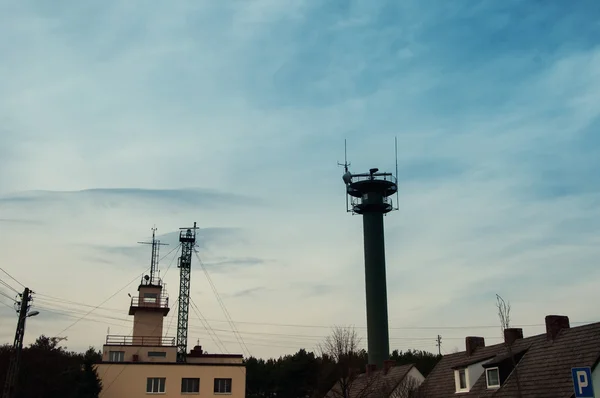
[96,273,246,397]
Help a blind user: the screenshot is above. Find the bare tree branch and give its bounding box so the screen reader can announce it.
[495,294,522,398]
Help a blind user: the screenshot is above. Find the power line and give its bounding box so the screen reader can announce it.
[190,297,228,354]
[194,249,251,357]
[0,267,25,289]
[53,268,150,337]
[0,300,14,310]
[52,241,182,337]
[31,288,599,334]
[33,291,598,331]
[0,290,15,302]
[0,278,19,294]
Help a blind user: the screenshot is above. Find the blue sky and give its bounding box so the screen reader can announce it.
[1,0,599,358]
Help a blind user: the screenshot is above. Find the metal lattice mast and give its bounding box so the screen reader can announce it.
[2,287,32,398]
[176,222,197,363]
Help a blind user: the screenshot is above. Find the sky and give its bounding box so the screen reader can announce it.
[1,0,600,359]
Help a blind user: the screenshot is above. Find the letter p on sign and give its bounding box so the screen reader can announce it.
[572,367,595,398]
[577,371,589,394]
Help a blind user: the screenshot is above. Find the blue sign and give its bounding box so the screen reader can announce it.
[572,367,595,398]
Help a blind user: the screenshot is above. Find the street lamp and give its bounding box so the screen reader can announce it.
[26,311,39,318]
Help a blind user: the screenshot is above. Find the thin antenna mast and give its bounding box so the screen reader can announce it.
[338,139,352,212]
[395,136,399,210]
[138,226,168,285]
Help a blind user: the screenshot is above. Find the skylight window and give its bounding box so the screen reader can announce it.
[486,367,500,388]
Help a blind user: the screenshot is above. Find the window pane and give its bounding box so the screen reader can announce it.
[214,378,232,393]
[147,378,153,392]
[487,369,500,386]
[182,378,200,393]
[459,370,467,389]
[159,378,165,392]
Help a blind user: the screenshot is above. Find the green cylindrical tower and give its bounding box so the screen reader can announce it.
[344,167,398,369]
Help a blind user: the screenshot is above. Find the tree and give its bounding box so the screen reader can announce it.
[386,376,425,398]
[389,350,440,377]
[496,294,522,398]
[319,326,368,398]
[0,335,102,398]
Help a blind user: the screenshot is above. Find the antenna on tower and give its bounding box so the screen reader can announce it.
[394,136,399,211]
[338,139,353,212]
[138,226,169,286]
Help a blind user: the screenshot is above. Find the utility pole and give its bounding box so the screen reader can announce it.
[2,287,36,398]
[436,335,442,356]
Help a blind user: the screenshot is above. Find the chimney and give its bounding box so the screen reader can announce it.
[383,360,395,375]
[189,345,203,356]
[545,315,570,341]
[366,364,377,377]
[465,336,485,356]
[504,328,524,345]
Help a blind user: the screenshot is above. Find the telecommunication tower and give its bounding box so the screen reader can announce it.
[176,222,198,363]
[340,139,399,369]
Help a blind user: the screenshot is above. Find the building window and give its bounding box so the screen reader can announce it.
[108,351,124,362]
[144,293,158,303]
[147,377,166,394]
[486,367,500,388]
[214,378,232,394]
[148,351,167,357]
[455,368,468,392]
[182,378,200,394]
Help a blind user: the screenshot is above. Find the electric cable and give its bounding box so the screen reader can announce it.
[0,267,25,289]
[194,249,252,357]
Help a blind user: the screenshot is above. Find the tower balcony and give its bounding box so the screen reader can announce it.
[128,294,170,316]
[105,335,176,347]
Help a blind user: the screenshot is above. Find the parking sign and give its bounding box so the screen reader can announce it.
[572,367,595,398]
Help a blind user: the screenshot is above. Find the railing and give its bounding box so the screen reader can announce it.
[105,335,176,346]
[349,172,397,185]
[130,296,169,309]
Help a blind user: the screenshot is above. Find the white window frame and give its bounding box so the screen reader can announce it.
[486,367,500,389]
[214,378,232,394]
[181,377,200,394]
[455,368,469,393]
[108,351,124,362]
[147,377,166,394]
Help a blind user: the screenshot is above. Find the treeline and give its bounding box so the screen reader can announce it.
[1,334,441,398]
[244,348,442,398]
[0,335,102,398]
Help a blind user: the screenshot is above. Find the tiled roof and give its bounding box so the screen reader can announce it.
[325,364,415,398]
[419,321,600,398]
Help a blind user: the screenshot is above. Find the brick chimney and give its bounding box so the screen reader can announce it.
[383,360,395,375]
[366,364,377,377]
[189,345,203,356]
[504,328,524,345]
[465,336,485,356]
[545,315,570,341]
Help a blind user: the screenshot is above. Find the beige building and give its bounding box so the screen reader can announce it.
[96,273,246,397]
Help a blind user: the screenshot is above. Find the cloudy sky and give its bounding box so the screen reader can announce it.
[1,1,599,359]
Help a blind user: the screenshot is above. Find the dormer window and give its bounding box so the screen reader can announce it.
[486,367,500,388]
[455,368,469,392]
[459,369,467,389]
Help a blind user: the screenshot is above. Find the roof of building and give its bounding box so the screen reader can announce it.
[325,364,417,398]
[419,318,600,398]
